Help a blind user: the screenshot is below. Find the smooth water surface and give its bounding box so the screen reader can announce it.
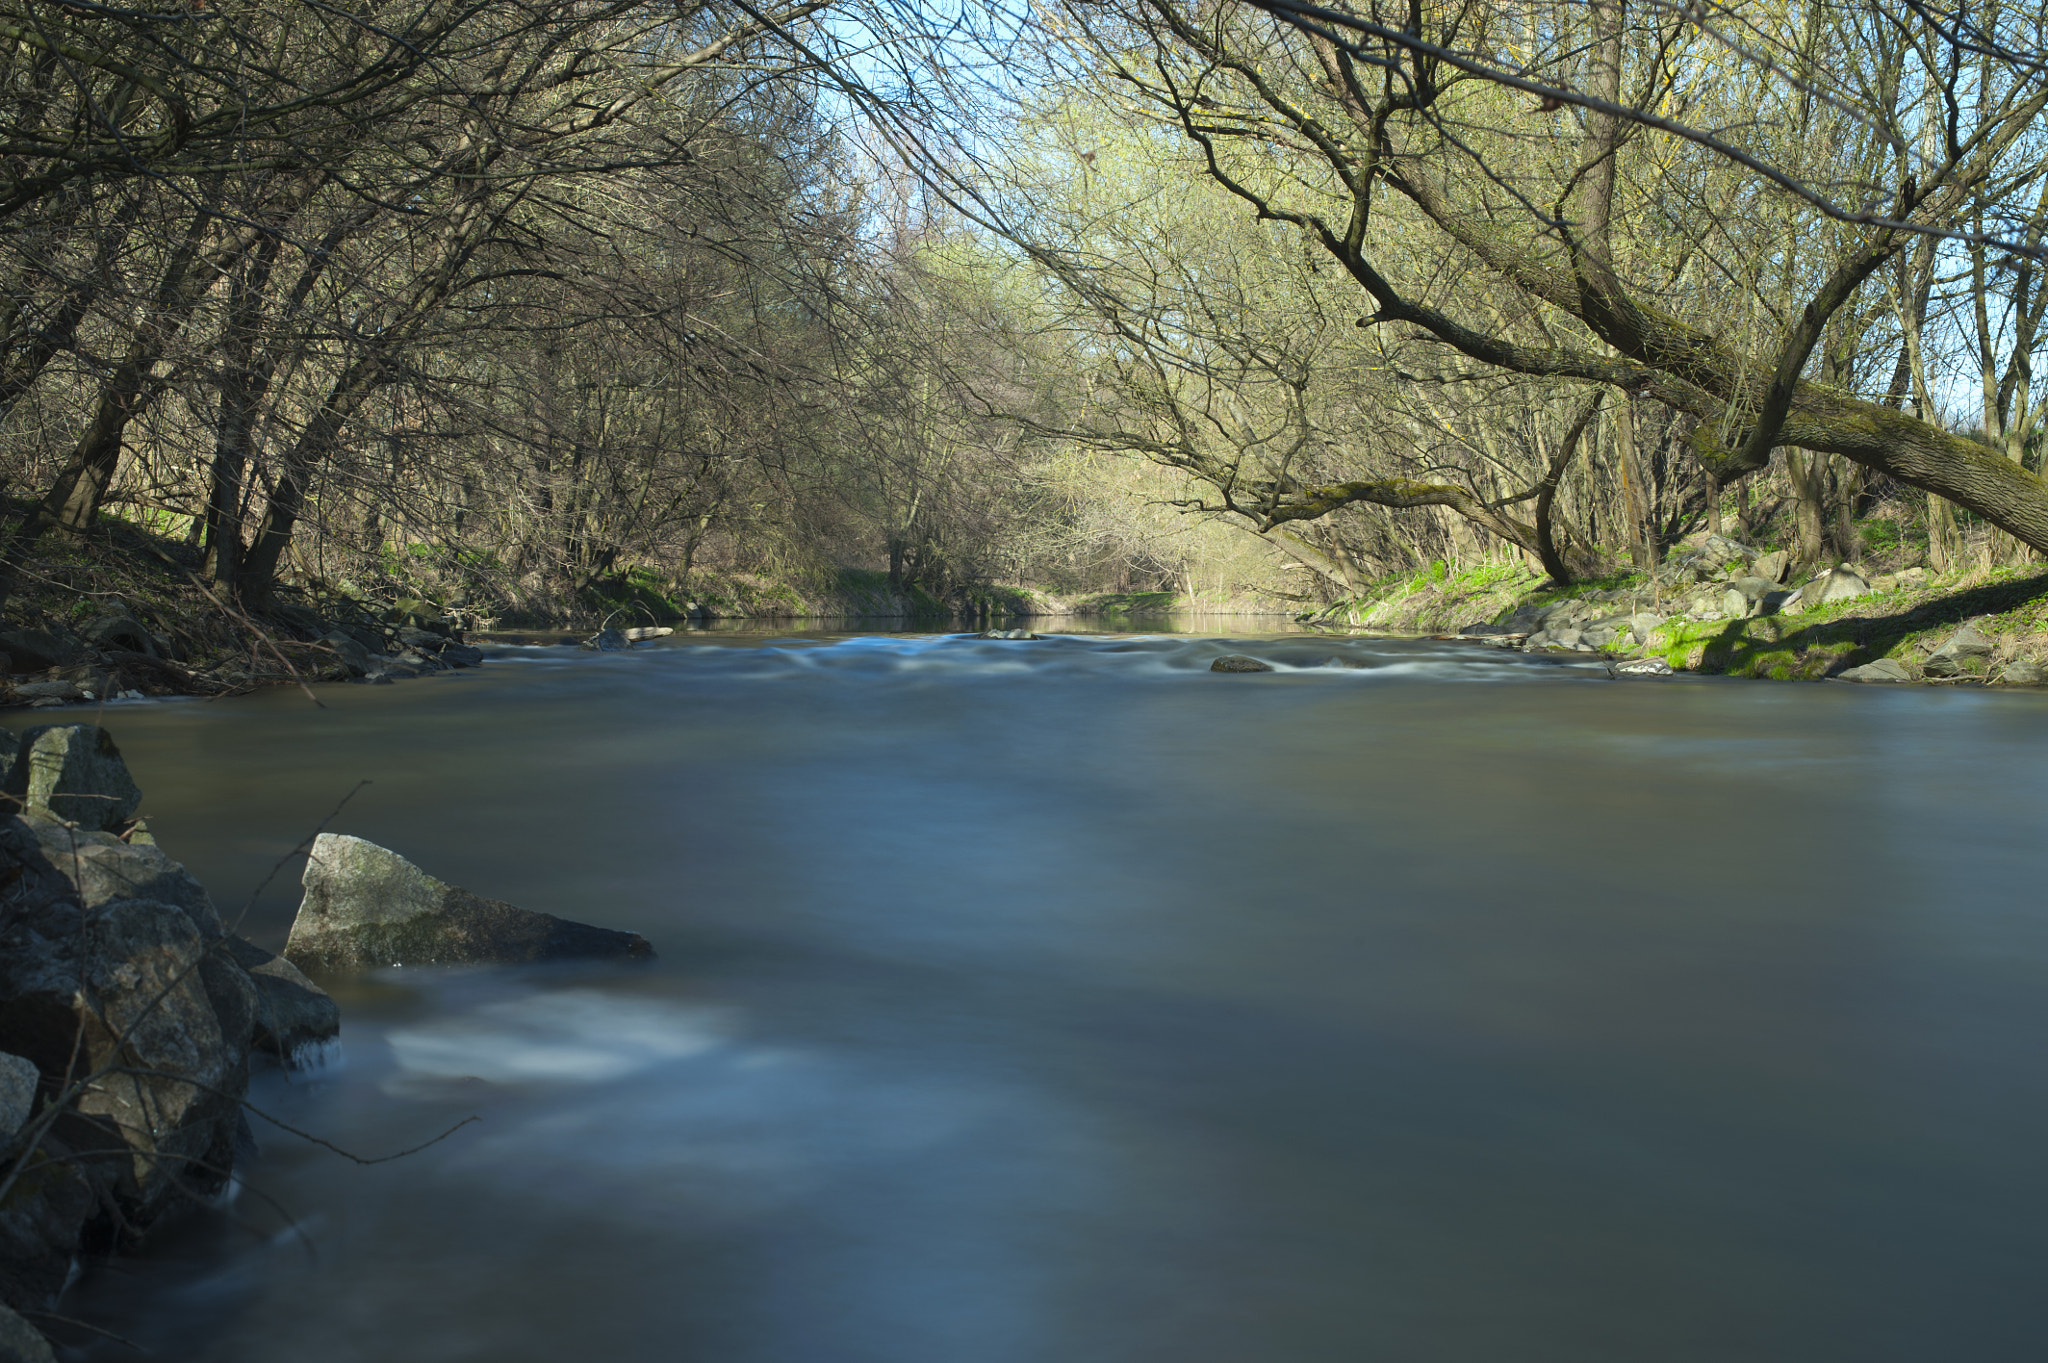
[61,629,2048,1362]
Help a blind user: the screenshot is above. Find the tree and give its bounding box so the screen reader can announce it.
[852,0,2048,566]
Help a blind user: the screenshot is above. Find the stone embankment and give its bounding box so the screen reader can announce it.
[0,724,339,1358]
[1453,535,2048,684]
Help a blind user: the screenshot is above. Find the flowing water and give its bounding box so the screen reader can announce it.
[56,625,2048,1362]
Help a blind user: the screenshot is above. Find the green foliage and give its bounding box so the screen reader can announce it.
[581,568,684,624]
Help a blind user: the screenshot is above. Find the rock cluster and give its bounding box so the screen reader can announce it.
[1454,535,2045,686]
[1492,592,1667,653]
[0,726,338,1353]
[0,617,165,708]
[319,620,483,682]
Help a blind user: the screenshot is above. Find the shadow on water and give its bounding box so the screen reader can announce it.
[58,626,2048,1363]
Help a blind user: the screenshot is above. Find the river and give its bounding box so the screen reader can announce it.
[60,626,2048,1361]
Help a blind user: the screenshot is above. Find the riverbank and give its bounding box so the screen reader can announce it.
[1305,539,2048,686]
[0,519,1298,709]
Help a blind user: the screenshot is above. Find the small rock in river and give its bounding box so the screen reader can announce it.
[1211,655,1274,673]
[582,628,631,651]
[284,833,655,972]
[1611,657,1673,677]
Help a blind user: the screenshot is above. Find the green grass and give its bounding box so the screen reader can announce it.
[1075,590,1181,616]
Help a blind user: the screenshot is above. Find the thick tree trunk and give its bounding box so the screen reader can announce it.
[239,359,386,608]
[1785,450,1826,567]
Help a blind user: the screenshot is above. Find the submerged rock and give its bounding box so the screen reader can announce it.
[979,628,1039,640]
[223,937,341,1061]
[285,834,655,972]
[1210,654,1274,673]
[581,628,631,651]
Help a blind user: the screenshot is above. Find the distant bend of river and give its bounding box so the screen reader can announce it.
[66,626,2048,1363]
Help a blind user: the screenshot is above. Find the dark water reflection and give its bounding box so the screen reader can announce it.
[61,627,2048,1362]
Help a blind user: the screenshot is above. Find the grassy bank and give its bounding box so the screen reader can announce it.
[1305,552,2048,685]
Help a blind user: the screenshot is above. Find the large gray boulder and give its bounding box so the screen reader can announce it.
[284,834,655,972]
[1751,549,1790,584]
[1922,620,1995,678]
[1698,534,1759,569]
[1,725,143,831]
[1209,654,1274,673]
[18,821,224,937]
[1794,566,1872,611]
